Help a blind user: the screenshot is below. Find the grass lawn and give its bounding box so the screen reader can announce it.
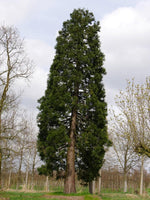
[100,192,150,200]
[0,191,47,200]
[0,191,150,200]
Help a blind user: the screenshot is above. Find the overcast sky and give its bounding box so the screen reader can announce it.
[0,0,150,123]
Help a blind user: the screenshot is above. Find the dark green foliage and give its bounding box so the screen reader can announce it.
[37,8,110,184]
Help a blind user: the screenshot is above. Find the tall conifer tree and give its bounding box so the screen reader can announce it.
[37,9,109,193]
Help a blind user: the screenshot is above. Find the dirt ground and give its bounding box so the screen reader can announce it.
[43,195,102,200]
[43,195,85,200]
[43,194,84,200]
[126,194,138,198]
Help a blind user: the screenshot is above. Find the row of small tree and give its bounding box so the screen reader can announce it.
[2,165,150,193]
[1,117,41,190]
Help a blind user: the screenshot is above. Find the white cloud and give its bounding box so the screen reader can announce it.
[0,0,36,25]
[101,0,150,105]
[136,0,150,20]
[15,39,54,112]
[21,68,48,108]
[25,39,54,70]
[101,5,150,51]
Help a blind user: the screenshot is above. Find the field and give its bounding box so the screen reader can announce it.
[1,191,150,200]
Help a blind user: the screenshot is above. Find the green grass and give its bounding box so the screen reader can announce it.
[49,191,89,196]
[0,191,51,200]
[0,191,90,200]
[100,192,150,200]
[84,195,100,200]
[0,191,150,200]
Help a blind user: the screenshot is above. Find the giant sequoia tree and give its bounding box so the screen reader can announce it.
[37,9,109,193]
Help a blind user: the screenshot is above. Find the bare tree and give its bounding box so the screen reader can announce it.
[114,78,150,155]
[23,118,41,190]
[113,78,150,194]
[0,25,33,187]
[12,112,41,190]
[14,112,31,189]
[29,140,40,190]
[109,111,139,192]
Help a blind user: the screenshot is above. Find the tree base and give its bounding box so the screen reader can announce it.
[64,179,76,194]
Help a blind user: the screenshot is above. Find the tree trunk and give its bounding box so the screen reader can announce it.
[45,176,49,192]
[0,148,1,189]
[89,180,95,194]
[98,169,102,194]
[25,165,29,190]
[31,172,34,190]
[0,115,2,189]
[123,172,127,193]
[8,169,12,189]
[17,150,23,190]
[93,180,95,194]
[140,156,144,195]
[31,150,36,190]
[89,182,92,194]
[64,109,76,194]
